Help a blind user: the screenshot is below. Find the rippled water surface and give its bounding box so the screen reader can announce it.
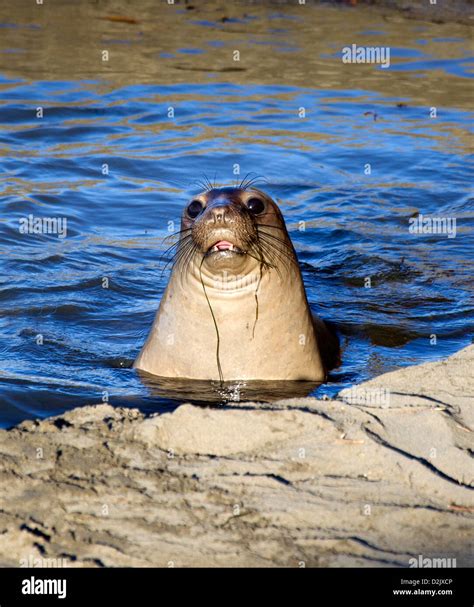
[0,1,473,427]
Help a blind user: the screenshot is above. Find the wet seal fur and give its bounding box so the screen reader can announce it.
[134,186,339,381]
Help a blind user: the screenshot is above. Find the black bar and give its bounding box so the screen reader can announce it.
[0,567,470,605]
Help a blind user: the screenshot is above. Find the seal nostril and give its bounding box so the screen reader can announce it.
[211,207,227,223]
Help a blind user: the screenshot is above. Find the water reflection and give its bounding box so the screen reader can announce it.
[137,371,321,404]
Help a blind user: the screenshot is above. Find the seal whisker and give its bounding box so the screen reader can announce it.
[159,235,195,279]
[162,233,193,262]
[180,238,204,274]
[245,247,274,272]
[257,228,295,250]
[246,235,287,276]
[253,233,296,275]
[204,174,214,191]
[183,243,201,273]
[169,239,191,265]
[238,172,268,191]
[251,243,285,278]
[255,222,287,234]
[193,175,214,193]
[163,227,192,244]
[194,179,207,192]
[173,238,200,272]
[241,174,267,190]
[161,233,192,260]
[257,238,294,269]
[256,227,296,255]
[257,225,294,243]
[238,172,255,190]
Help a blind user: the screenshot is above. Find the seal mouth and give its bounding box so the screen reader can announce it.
[206,240,244,255]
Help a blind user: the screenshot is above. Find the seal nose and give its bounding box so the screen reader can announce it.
[213,207,226,223]
[207,201,232,224]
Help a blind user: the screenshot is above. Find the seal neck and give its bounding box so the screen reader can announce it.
[174,258,265,295]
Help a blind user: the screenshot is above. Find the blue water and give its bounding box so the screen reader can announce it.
[0,5,473,428]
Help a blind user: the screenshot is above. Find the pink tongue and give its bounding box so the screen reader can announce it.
[215,240,233,250]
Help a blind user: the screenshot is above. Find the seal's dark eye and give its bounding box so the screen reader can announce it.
[187,200,203,219]
[247,197,265,215]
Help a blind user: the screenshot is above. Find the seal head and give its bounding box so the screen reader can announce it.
[134,186,338,382]
[178,186,297,281]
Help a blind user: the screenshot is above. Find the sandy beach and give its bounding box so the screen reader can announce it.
[1,345,472,568]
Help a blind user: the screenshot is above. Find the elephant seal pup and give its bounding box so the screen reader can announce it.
[134,186,339,382]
